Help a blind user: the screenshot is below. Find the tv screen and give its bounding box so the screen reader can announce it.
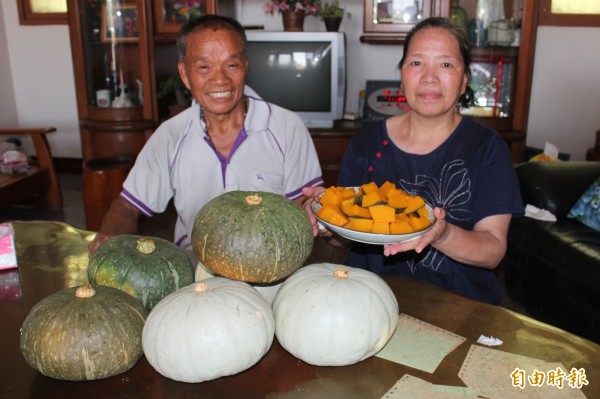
[245,32,346,128]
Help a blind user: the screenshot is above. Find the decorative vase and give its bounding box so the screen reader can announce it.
[450,0,468,28]
[324,17,342,32]
[282,10,305,32]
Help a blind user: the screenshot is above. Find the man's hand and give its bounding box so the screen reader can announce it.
[88,233,111,257]
[87,197,141,257]
[301,186,327,237]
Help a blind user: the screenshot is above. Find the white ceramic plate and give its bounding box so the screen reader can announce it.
[310,189,435,245]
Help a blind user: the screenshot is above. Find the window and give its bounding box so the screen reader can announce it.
[539,0,600,26]
[17,0,68,25]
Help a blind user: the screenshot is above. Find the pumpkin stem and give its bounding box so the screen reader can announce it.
[193,282,210,293]
[75,284,96,299]
[333,267,349,279]
[136,238,156,254]
[245,195,262,206]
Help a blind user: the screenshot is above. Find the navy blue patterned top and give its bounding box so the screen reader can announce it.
[337,117,524,304]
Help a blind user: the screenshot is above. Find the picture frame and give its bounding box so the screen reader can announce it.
[153,0,215,36]
[101,4,139,43]
[17,0,67,25]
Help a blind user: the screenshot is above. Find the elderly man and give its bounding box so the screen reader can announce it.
[89,14,323,254]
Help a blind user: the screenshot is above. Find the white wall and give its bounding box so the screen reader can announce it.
[0,3,18,126]
[526,26,600,160]
[1,1,599,160]
[0,1,79,158]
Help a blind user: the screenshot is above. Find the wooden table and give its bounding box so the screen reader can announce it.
[1,221,599,398]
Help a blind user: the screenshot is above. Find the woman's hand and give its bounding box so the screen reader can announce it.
[301,186,330,237]
[384,208,511,269]
[384,207,448,256]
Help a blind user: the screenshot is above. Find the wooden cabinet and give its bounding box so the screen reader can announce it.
[360,0,537,163]
[309,121,363,186]
[67,0,158,162]
[468,0,538,163]
[67,0,233,161]
[67,0,224,228]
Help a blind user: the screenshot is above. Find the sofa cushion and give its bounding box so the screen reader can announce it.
[568,177,600,231]
[516,161,600,218]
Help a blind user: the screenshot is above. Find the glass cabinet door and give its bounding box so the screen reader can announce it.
[69,0,155,121]
[461,51,516,120]
[67,0,157,161]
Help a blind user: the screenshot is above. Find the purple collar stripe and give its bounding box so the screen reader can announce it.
[205,126,249,189]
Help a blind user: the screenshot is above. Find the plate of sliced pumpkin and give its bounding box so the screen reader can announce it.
[310,181,435,245]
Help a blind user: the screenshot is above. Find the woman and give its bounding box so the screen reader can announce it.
[303,17,523,304]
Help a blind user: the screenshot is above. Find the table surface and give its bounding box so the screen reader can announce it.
[1,221,599,398]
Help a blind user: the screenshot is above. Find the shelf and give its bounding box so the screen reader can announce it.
[359,35,407,45]
[471,46,519,58]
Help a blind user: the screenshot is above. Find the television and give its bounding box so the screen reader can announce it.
[245,31,346,129]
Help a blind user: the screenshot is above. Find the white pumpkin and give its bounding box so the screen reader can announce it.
[142,277,275,383]
[195,260,282,305]
[273,263,399,366]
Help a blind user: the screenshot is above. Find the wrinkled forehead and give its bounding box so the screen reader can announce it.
[184,27,246,58]
[402,27,466,68]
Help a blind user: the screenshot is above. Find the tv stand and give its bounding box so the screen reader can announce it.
[308,120,364,186]
[303,119,335,129]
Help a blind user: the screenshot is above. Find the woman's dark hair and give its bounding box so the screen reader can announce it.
[176,15,247,62]
[398,17,474,108]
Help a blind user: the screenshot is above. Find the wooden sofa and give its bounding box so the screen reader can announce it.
[0,128,62,211]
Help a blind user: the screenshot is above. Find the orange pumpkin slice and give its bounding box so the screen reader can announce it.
[361,191,385,208]
[371,222,390,234]
[408,213,432,231]
[360,182,379,194]
[320,187,343,208]
[347,217,374,233]
[317,205,349,227]
[404,196,426,214]
[368,204,396,223]
[390,220,413,234]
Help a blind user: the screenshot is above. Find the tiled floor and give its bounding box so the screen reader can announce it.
[0,172,528,315]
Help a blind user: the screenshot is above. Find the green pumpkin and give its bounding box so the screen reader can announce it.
[88,235,194,310]
[20,284,147,381]
[191,191,314,283]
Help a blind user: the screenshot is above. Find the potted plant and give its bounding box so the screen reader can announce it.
[157,73,191,116]
[319,1,349,32]
[263,0,321,31]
